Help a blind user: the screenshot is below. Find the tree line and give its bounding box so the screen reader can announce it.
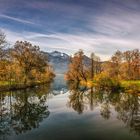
[103,49,140,80]
[0,31,55,88]
[65,49,140,90]
[0,30,140,90]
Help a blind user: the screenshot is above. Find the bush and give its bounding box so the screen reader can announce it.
[121,81,140,93]
[94,73,121,91]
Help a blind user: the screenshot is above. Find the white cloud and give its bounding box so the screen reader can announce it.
[0,14,36,25]
[2,29,140,61]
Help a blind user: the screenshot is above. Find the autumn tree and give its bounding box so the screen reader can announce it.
[89,53,101,80]
[11,41,54,84]
[65,50,88,82]
[93,55,101,75]
[110,50,122,79]
[0,33,55,87]
[123,50,133,80]
[131,49,140,80]
[123,49,140,80]
[102,49,140,80]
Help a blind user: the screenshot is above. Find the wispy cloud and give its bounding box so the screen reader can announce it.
[0,0,140,60]
[0,14,36,25]
[3,29,140,60]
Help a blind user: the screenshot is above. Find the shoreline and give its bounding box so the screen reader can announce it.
[0,81,53,92]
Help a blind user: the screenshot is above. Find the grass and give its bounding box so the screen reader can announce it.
[0,80,52,92]
[80,79,140,93]
[120,80,140,94]
[121,80,140,87]
[0,80,43,86]
[0,81,11,86]
[0,81,17,86]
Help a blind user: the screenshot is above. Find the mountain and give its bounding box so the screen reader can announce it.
[41,51,70,74]
[6,48,96,74]
[41,51,92,74]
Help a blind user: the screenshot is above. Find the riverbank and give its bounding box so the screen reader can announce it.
[121,80,140,94]
[0,81,53,92]
[78,79,140,93]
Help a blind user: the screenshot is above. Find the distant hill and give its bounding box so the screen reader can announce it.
[41,51,93,74]
[6,49,98,74]
[41,51,70,74]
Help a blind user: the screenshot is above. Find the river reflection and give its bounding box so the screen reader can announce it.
[67,82,140,136]
[0,84,51,138]
[0,80,140,140]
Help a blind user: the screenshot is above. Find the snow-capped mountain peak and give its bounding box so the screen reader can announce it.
[50,51,69,58]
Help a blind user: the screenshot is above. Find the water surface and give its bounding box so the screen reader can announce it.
[0,76,140,140]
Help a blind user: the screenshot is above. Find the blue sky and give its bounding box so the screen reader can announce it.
[0,0,140,60]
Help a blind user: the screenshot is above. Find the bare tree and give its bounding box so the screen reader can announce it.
[0,30,6,60]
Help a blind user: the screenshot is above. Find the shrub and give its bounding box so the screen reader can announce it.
[94,73,121,91]
[121,81,140,93]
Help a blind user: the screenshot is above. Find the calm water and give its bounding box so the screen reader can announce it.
[0,75,140,140]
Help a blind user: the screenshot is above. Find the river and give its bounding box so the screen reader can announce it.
[0,75,140,140]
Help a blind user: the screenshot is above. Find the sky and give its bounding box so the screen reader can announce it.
[0,0,140,60]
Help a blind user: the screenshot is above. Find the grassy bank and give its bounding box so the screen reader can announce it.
[120,80,140,93]
[80,79,140,93]
[121,80,140,87]
[0,80,53,92]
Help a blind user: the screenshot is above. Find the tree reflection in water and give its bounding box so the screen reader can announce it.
[0,84,51,139]
[67,81,87,114]
[67,82,140,136]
